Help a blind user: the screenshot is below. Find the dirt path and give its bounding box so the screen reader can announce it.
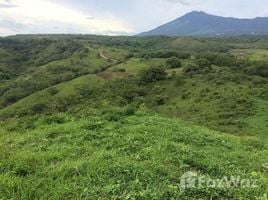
[99,50,118,62]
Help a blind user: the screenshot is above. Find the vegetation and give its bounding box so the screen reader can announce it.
[0,35,267,199]
[166,57,182,69]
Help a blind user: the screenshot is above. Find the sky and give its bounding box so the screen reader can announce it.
[0,0,268,36]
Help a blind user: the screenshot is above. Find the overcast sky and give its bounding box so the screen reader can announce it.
[0,0,268,36]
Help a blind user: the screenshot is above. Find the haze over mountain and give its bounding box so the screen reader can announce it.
[140,11,268,36]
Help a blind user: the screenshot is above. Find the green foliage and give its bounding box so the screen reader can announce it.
[139,66,167,84]
[0,35,267,199]
[184,59,212,75]
[197,53,237,67]
[246,61,268,78]
[141,50,191,59]
[196,58,212,69]
[154,95,167,105]
[0,72,11,80]
[166,57,182,69]
[47,87,59,96]
[30,103,48,114]
[0,111,267,199]
[111,68,126,72]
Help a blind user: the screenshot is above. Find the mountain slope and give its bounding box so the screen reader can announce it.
[140,11,268,36]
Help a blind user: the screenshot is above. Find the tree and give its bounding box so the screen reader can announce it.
[196,58,212,69]
[139,66,167,84]
[246,61,268,78]
[184,59,212,75]
[166,57,182,69]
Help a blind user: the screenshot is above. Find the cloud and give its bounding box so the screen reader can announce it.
[1,0,268,36]
[163,0,192,5]
[0,0,134,36]
[0,0,18,8]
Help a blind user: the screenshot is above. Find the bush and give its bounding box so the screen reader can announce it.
[246,62,268,78]
[2,92,24,107]
[139,66,167,84]
[196,58,212,69]
[166,57,182,69]
[140,51,190,59]
[183,64,199,75]
[112,68,126,73]
[43,115,66,125]
[184,59,212,75]
[77,85,94,98]
[47,87,59,96]
[55,95,79,112]
[125,53,134,59]
[197,53,236,67]
[154,95,167,105]
[107,78,145,104]
[31,103,48,114]
[0,72,11,80]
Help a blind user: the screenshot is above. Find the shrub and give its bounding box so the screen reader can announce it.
[183,64,199,75]
[246,62,268,78]
[112,68,126,73]
[43,115,66,125]
[2,92,24,107]
[47,87,59,96]
[139,66,167,84]
[174,76,185,86]
[107,78,146,104]
[197,53,236,67]
[141,51,178,58]
[55,95,79,112]
[184,59,212,75]
[77,85,94,98]
[125,53,134,59]
[196,58,212,69]
[166,57,182,69]
[154,95,167,105]
[0,72,11,80]
[122,105,136,116]
[31,103,48,114]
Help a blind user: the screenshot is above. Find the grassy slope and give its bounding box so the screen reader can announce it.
[231,49,268,61]
[0,35,267,199]
[108,58,166,73]
[147,72,267,136]
[0,111,267,199]
[0,74,105,118]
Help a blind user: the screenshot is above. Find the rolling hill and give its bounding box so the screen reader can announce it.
[0,35,267,199]
[140,11,268,36]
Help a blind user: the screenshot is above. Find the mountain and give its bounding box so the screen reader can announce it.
[139,11,268,36]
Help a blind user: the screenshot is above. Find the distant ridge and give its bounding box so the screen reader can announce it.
[139,11,268,36]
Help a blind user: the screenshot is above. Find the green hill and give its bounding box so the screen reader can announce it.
[0,35,267,199]
[0,110,267,199]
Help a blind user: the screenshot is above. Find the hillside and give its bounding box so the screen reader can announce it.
[140,11,268,36]
[0,35,267,199]
[0,110,267,199]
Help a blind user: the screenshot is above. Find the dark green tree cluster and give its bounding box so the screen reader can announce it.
[166,57,182,69]
[139,66,167,84]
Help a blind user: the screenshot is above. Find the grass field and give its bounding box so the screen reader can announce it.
[231,49,268,61]
[0,110,267,199]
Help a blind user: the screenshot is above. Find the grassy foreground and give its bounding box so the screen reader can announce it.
[0,108,267,199]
